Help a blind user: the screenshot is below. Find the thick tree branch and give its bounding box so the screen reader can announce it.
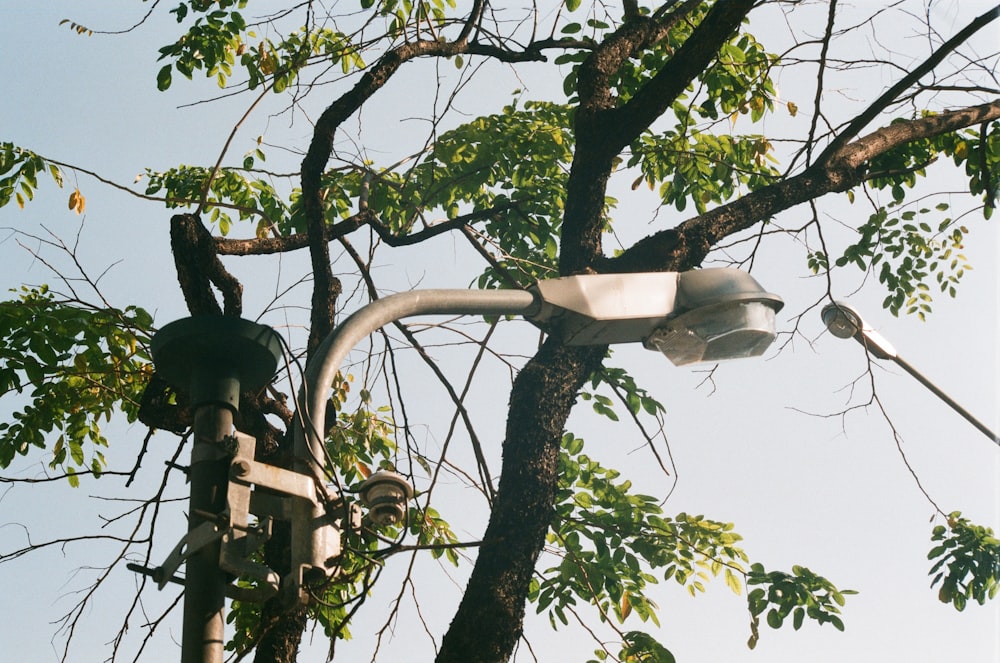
[214,203,515,255]
[169,213,242,316]
[609,100,1000,273]
[836,100,1000,169]
[561,0,753,275]
[817,4,1000,163]
[607,0,754,155]
[301,34,514,354]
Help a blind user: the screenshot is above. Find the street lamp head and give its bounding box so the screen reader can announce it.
[529,268,784,366]
[820,301,897,360]
[644,269,784,365]
[820,301,863,339]
[644,299,781,365]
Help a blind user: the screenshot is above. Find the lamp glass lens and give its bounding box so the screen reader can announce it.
[645,302,777,366]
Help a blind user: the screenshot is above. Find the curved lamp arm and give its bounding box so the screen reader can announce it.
[296,288,542,476]
[287,270,785,600]
[288,288,541,600]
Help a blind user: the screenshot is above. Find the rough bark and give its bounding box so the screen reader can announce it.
[609,100,1000,273]
[437,340,607,662]
[299,10,492,356]
[561,0,755,274]
[169,213,237,316]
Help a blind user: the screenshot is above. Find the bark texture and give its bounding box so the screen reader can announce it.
[437,340,607,662]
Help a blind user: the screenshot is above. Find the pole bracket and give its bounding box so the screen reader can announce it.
[134,431,351,603]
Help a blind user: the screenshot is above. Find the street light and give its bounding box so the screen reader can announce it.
[288,267,783,599]
[142,268,784,661]
[821,301,999,446]
[529,268,784,364]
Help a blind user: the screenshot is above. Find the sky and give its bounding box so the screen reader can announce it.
[1,2,998,663]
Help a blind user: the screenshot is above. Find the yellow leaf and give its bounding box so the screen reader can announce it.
[620,592,632,619]
[256,219,270,238]
[724,568,743,595]
[16,192,25,209]
[258,43,275,75]
[787,101,798,117]
[69,188,85,214]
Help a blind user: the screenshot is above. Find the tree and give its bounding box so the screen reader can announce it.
[2,2,998,662]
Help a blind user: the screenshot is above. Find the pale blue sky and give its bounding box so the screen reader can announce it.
[1,3,997,662]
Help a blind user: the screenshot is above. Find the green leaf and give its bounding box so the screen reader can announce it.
[0,289,153,479]
[766,609,783,629]
[156,64,173,91]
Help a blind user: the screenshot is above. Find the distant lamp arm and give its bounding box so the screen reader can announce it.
[891,353,999,445]
[822,301,999,446]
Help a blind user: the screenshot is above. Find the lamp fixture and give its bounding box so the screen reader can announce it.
[529,268,784,365]
[821,300,998,445]
[142,266,787,660]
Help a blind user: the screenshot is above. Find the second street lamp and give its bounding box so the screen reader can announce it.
[821,300,999,446]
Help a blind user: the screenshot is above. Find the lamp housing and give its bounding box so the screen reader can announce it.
[529,268,783,365]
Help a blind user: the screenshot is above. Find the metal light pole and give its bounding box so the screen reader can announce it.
[150,317,283,663]
[821,301,999,446]
[138,268,784,660]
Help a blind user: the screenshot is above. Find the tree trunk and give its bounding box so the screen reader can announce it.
[437,339,606,662]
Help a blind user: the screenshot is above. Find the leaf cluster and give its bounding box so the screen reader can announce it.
[531,433,856,655]
[157,2,250,91]
[867,119,999,216]
[0,143,66,211]
[928,511,1000,611]
[362,0,457,39]
[323,377,400,486]
[303,101,574,287]
[745,563,856,649]
[579,365,664,423]
[0,286,153,483]
[623,32,781,214]
[143,159,289,236]
[631,126,779,215]
[588,630,677,663]
[831,202,970,318]
[533,434,748,635]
